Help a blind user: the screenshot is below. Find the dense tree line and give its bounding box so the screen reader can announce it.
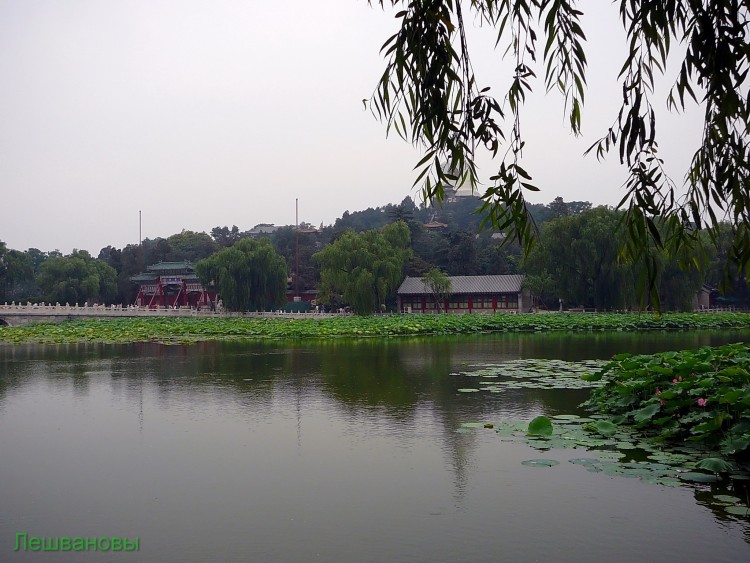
[1,195,744,312]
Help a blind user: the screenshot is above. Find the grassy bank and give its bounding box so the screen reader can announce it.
[1,312,749,344]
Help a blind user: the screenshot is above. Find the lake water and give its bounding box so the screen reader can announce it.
[2,330,750,561]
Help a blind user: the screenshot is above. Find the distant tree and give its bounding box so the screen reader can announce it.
[211,225,241,247]
[423,268,451,312]
[389,196,418,223]
[522,272,557,311]
[476,235,521,275]
[333,208,391,233]
[142,238,172,265]
[314,221,412,314]
[410,227,449,271]
[270,226,319,291]
[37,250,117,305]
[659,258,704,311]
[24,248,48,274]
[1,250,37,301]
[548,197,571,220]
[98,245,122,272]
[0,240,6,280]
[0,241,7,300]
[700,223,750,308]
[523,208,637,310]
[446,230,478,275]
[195,238,287,312]
[567,201,592,215]
[167,230,218,263]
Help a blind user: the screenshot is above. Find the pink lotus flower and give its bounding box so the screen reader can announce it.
[672,378,677,383]
[697,398,707,407]
[655,389,662,395]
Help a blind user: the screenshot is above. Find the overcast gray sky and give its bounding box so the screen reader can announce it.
[0,1,703,254]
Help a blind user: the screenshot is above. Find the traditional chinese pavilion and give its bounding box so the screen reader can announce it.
[132,262,216,309]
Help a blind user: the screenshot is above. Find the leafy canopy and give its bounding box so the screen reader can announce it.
[368,0,750,306]
[195,238,287,312]
[423,267,452,311]
[37,250,117,304]
[314,221,412,314]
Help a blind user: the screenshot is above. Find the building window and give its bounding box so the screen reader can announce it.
[449,296,468,309]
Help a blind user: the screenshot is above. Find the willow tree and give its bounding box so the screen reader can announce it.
[314,221,412,314]
[368,1,750,307]
[195,238,287,312]
[423,267,452,312]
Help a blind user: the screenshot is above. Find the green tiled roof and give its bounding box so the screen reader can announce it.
[131,273,158,282]
[146,261,195,272]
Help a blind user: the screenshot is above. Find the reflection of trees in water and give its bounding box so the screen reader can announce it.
[693,482,750,544]
[5,332,750,510]
[0,342,117,403]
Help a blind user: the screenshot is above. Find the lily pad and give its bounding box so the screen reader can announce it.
[569,458,602,466]
[654,477,682,487]
[588,420,618,437]
[724,505,750,517]
[678,472,722,483]
[521,459,560,468]
[457,388,480,393]
[595,451,627,460]
[714,494,742,504]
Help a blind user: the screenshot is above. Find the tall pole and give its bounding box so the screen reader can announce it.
[139,210,142,246]
[295,198,300,297]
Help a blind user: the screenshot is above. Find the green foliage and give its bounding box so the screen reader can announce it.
[582,343,750,458]
[528,415,553,436]
[422,267,451,312]
[368,1,750,307]
[195,238,287,312]
[314,222,412,314]
[0,246,38,302]
[166,231,219,263]
[210,225,241,247]
[36,250,117,305]
[270,226,319,291]
[523,207,637,309]
[524,207,704,310]
[1,311,748,345]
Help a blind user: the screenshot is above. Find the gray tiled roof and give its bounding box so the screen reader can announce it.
[397,275,525,295]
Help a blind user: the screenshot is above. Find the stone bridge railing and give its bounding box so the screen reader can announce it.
[0,303,340,326]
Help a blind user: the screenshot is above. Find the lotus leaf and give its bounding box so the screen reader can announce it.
[714,495,742,504]
[528,416,553,437]
[521,459,560,468]
[678,472,722,483]
[695,457,736,474]
[724,506,750,517]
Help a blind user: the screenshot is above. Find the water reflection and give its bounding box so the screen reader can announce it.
[1,330,750,561]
